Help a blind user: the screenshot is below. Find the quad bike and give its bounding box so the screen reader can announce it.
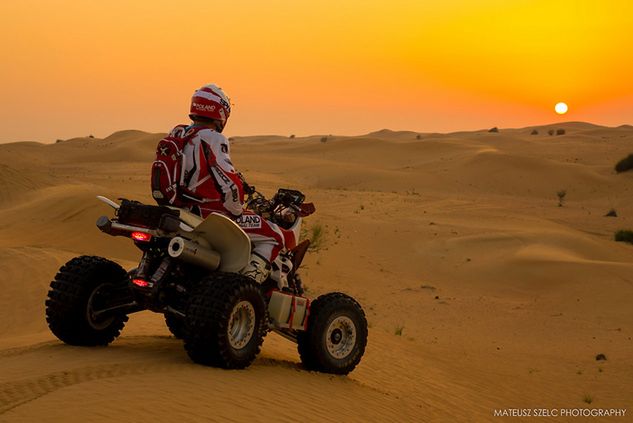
[45,188,368,374]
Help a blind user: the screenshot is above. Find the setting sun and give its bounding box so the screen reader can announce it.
[0,0,632,141]
[555,102,569,115]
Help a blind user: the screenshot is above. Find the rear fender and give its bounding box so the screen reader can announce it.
[188,212,251,273]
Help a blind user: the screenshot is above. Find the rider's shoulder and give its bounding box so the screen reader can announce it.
[195,128,227,144]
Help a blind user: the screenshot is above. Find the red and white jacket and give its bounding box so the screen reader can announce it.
[161,125,289,262]
[174,125,244,218]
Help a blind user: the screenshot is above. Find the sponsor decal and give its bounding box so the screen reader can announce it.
[221,143,228,154]
[218,97,230,109]
[159,146,169,156]
[237,214,262,229]
[192,102,216,112]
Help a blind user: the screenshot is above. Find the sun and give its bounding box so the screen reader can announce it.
[555,102,568,115]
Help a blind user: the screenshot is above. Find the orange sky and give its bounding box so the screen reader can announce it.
[1,0,632,142]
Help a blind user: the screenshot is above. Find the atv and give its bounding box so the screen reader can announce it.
[45,188,368,374]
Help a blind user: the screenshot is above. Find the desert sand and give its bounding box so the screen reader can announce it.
[1,122,632,422]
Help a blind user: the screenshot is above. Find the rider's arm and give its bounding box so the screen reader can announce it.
[198,130,244,217]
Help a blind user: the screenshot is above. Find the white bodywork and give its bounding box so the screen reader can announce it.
[271,216,302,288]
[176,206,305,286]
[187,212,251,273]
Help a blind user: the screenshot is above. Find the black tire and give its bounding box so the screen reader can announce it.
[183,273,267,369]
[297,292,368,375]
[45,256,130,346]
[165,313,185,339]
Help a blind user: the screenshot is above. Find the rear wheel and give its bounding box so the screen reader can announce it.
[183,273,267,369]
[165,313,185,339]
[297,292,368,374]
[45,256,130,346]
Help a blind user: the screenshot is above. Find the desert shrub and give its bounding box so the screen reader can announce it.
[605,209,617,217]
[548,129,555,136]
[615,230,633,244]
[320,136,328,143]
[56,139,64,143]
[395,325,404,336]
[557,189,567,207]
[530,129,538,135]
[88,134,95,138]
[556,129,566,135]
[289,134,295,139]
[416,134,421,140]
[488,127,499,133]
[302,223,325,251]
[615,153,633,173]
[310,224,324,249]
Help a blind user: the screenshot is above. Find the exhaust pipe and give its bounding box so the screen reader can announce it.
[96,216,159,237]
[168,237,221,271]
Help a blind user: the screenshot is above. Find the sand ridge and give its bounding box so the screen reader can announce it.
[1,123,632,421]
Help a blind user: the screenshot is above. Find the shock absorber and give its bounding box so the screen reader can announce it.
[135,251,153,280]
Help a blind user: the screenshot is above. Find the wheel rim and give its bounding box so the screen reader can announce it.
[325,316,356,360]
[86,283,115,330]
[227,301,256,350]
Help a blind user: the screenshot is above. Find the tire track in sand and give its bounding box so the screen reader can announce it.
[0,360,185,415]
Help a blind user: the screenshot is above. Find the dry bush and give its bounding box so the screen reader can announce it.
[615,230,633,244]
[301,223,325,251]
[557,189,567,207]
[615,153,633,173]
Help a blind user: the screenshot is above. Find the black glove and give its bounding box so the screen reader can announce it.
[244,182,256,195]
[238,172,255,195]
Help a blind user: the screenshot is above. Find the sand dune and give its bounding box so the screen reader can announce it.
[1,123,632,421]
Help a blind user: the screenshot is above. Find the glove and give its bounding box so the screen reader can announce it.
[238,172,255,195]
[244,182,256,195]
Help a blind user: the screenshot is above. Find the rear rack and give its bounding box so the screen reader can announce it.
[116,199,180,229]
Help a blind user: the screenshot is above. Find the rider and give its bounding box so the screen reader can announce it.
[163,83,292,284]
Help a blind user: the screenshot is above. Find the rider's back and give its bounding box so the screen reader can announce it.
[151,125,244,218]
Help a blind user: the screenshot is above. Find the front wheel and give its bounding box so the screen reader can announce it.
[297,293,368,374]
[45,256,130,346]
[183,273,267,369]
